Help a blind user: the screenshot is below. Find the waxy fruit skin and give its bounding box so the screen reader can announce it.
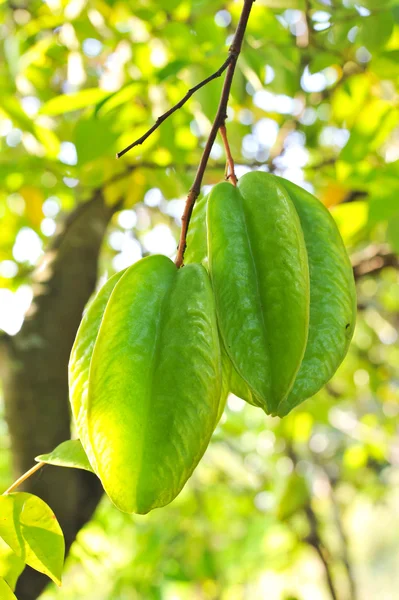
[70,255,222,514]
[275,177,356,416]
[208,173,310,415]
[187,171,356,416]
[68,170,357,516]
[69,269,126,472]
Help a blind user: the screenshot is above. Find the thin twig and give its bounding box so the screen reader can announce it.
[3,462,45,495]
[329,484,358,600]
[116,56,233,159]
[288,446,339,600]
[175,0,256,268]
[305,505,339,600]
[306,157,337,171]
[311,454,358,600]
[219,124,237,185]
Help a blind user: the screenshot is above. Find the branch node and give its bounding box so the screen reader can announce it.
[117,56,233,158]
[174,0,254,267]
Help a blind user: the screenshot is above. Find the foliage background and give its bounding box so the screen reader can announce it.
[0,0,399,598]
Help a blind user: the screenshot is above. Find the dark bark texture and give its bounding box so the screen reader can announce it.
[1,191,117,600]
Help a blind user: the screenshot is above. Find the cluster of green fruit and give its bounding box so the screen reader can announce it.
[69,171,356,515]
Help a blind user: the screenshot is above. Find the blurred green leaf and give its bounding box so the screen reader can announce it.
[340,100,395,162]
[156,60,189,82]
[0,538,24,592]
[0,493,65,585]
[359,12,394,51]
[310,54,339,75]
[371,50,399,78]
[0,577,17,600]
[387,212,399,253]
[331,201,369,244]
[369,193,399,223]
[276,473,309,521]
[0,97,35,134]
[74,118,118,165]
[40,89,111,116]
[258,0,304,6]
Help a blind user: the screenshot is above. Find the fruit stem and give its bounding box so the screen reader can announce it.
[219,124,237,186]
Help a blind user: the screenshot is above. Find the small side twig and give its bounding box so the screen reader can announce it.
[219,124,237,185]
[329,484,358,600]
[311,454,358,600]
[116,55,233,159]
[175,0,255,268]
[3,462,45,495]
[305,505,339,600]
[288,445,339,600]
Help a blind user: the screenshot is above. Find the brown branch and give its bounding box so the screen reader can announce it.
[305,505,339,600]
[116,55,234,159]
[306,157,337,171]
[352,245,399,280]
[288,446,339,600]
[309,453,358,600]
[219,124,237,185]
[329,484,358,599]
[175,0,256,268]
[343,190,368,204]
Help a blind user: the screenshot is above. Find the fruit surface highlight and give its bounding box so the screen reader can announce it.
[70,255,222,514]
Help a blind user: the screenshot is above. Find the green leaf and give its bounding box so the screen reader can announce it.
[156,60,189,82]
[0,493,65,585]
[34,125,60,158]
[368,193,399,223]
[258,0,304,6]
[95,83,142,117]
[387,212,399,254]
[157,0,181,9]
[276,474,309,521]
[330,201,368,244]
[1,96,35,134]
[371,50,399,78]
[40,89,111,116]
[0,577,17,600]
[359,12,394,51]
[36,440,95,474]
[0,538,24,591]
[340,100,395,162]
[74,117,118,165]
[361,0,395,8]
[309,53,339,75]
